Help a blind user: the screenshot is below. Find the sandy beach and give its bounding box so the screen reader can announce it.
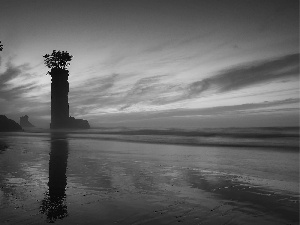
[0,131,299,224]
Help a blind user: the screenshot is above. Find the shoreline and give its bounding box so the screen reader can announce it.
[0,129,299,150]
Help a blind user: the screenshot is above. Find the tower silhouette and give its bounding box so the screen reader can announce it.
[50,68,70,129]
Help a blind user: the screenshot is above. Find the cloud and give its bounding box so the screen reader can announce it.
[163,98,299,118]
[68,73,141,117]
[66,53,299,118]
[83,73,118,93]
[185,53,299,97]
[69,73,181,114]
[69,73,119,106]
[119,74,184,110]
[117,53,299,109]
[0,61,37,101]
[91,98,299,125]
[120,75,167,109]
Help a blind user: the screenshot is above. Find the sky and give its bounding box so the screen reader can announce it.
[0,0,299,128]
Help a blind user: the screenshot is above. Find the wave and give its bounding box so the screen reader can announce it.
[5,126,300,150]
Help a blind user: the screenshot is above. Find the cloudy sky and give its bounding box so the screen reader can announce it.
[0,0,299,128]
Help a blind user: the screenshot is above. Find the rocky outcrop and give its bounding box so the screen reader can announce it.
[49,68,70,129]
[48,67,90,129]
[0,115,23,132]
[20,115,34,127]
[68,116,90,129]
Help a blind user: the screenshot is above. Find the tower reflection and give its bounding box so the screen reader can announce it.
[40,133,69,222]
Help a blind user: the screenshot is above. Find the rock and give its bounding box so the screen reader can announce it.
[0,115,23,132]
[48,67,90,129]
[20,115,35,127]
[68,116,90,129]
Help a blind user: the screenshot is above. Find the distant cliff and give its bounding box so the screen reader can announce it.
[0,115,23,132]
[20,115,35,128]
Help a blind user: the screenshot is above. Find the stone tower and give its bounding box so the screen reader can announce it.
[49,68,69,129]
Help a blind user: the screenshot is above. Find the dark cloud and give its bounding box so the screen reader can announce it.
[0,61,36,101]
[186,53,299,97]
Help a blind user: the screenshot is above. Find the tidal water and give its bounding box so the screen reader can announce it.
[0,128,299,224]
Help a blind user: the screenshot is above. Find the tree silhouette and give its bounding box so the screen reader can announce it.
[0,41,3,51]
[43,50,73,71]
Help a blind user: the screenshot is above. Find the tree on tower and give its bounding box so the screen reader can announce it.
[43,50,73,73]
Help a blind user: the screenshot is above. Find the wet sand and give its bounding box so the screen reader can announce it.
[0,132,299,224]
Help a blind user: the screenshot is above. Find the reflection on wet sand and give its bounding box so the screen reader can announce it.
[40,133,69,222]
[185,168,299,224]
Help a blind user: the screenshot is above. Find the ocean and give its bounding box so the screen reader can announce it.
[0,127,299,224]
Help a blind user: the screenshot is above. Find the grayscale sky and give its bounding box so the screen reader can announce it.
[0,0,299,128]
